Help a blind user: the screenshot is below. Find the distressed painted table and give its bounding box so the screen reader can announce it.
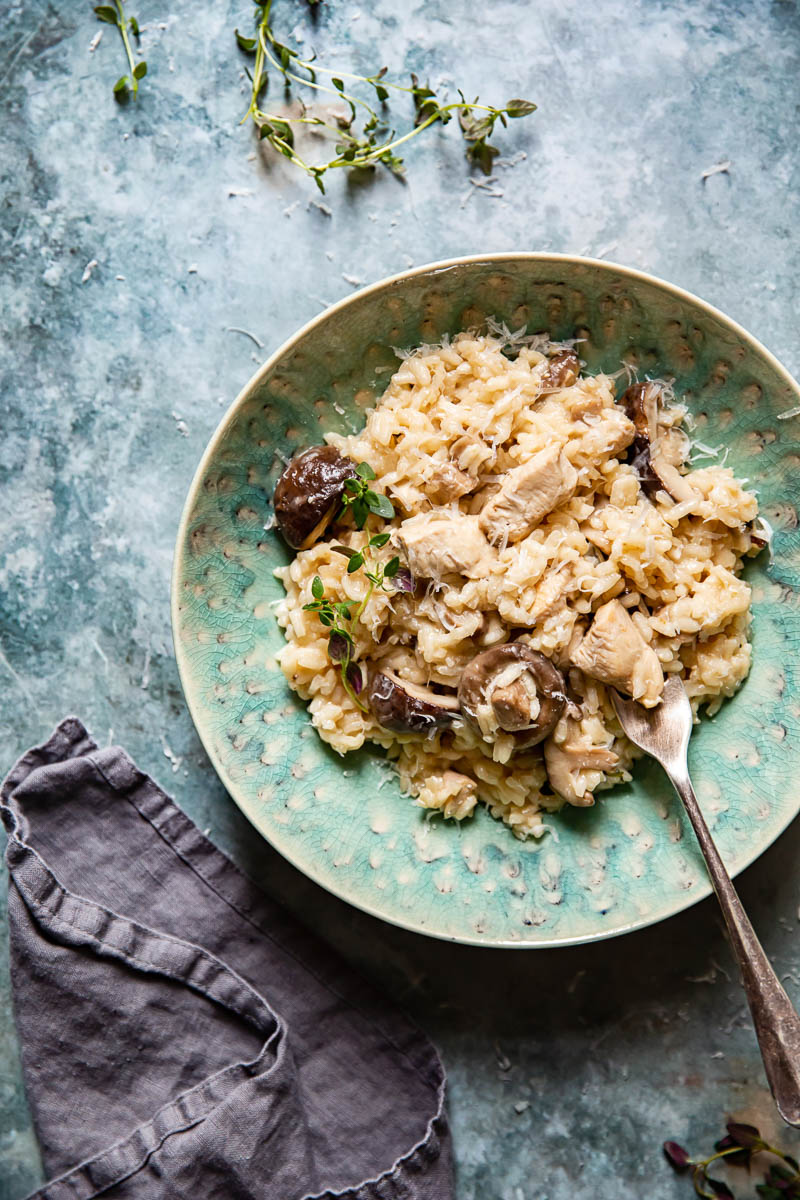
[2,1,799,1196]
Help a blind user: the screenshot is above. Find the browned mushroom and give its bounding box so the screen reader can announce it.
[273,446,354,549]
[458,644,566,750]
[540,348,580,390]
[620,382,661,500]
[425,461,477,504]
[368,670,460,733]
[620,382,698,504]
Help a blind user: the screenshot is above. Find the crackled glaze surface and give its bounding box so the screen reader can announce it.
[173,255,800,946]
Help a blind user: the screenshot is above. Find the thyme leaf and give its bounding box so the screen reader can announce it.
[338,463,394,528]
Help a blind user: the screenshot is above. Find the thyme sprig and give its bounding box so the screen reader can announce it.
[302,576,363,707]
[664,1121,800,1198]
[94,2,147,99]
[303,534,403,710]
[236,1,536,192]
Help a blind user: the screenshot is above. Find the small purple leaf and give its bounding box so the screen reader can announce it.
[706,1178,734,1198]
[394,567,415,593]
[328,632,349,663]
[663,1142,690,1171]
[346,662,363,694]
[726,1122,762,1149]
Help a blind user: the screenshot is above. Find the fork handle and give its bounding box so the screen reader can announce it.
[669,769,800,1126]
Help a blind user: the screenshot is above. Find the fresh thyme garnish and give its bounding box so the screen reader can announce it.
[94,1,147,99]
[235,1,536,192]
[302,469,412,707]
[303,538,403,709]
[339,462,394,528]
[664,1121,800,1198]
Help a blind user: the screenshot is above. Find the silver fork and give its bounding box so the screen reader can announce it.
[612,674,800,1126]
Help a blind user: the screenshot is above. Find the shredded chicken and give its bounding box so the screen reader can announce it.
[571,598,664,706]
[479,445,578,544]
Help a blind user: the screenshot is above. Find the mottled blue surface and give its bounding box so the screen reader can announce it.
[2,1,800,1197]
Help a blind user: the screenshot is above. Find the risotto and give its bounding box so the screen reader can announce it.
[272,329,763,838]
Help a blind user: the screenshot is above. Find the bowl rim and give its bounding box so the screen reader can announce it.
[171,251,800,949]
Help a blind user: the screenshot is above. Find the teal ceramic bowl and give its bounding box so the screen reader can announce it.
[172,254,800,947]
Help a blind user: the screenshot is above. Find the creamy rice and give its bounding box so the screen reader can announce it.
[274,330,760,838]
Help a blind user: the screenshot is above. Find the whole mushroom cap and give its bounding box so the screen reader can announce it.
[458,643,566,750]
[273,446,354,549]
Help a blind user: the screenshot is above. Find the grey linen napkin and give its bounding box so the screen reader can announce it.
[1,718,452,1200]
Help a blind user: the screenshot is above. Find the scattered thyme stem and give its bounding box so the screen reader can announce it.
[236,0,535,191]
[114,0,139,95]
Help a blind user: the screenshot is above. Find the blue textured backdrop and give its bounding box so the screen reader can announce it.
[1,1,799,1196]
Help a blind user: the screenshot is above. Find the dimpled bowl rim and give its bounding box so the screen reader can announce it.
[171,252,800,948]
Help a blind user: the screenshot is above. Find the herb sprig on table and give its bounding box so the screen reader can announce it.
[94,1,147,99]
[235,0,536,191]
[302,464,412,708]
[664,1121,800,1198]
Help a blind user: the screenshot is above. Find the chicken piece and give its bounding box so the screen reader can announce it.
[395,513,493,580]
[426,461,476,504]
[528,567,573,623]
[575,409,636,461]
[478,445,578,545]
[571,598,664,706]
[544,716,620,806]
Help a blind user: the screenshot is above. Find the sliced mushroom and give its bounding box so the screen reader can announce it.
[540,348,580,390]
[620,382,661,500]
[620,382,698,505]
[273,446,354,549]
[543,716,619,807]
[368,670,460,733]
[426,461,477,504]
[458,643,566,750]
